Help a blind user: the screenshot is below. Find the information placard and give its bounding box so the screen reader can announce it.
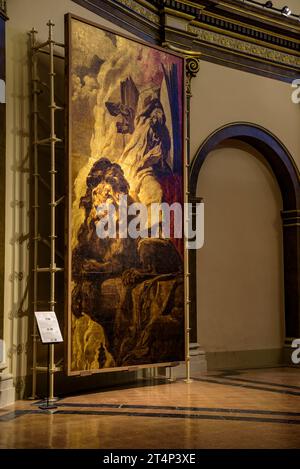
[34,311,63,344]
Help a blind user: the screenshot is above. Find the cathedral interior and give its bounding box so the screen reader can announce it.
[0,0,299,454]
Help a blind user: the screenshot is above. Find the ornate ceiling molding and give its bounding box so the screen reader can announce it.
[116,0,160,25]
[72,0,300,81]
[189,25,300,69]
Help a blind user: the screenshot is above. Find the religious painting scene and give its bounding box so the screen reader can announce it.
[68,17,185,373]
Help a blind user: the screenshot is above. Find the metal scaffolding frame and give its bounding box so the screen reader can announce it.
[27,22,200,396]
[29,21,64,400]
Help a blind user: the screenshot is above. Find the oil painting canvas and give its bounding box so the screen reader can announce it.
[65,14,185,374]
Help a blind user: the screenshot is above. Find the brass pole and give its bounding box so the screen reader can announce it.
[184,57,200,383]
[29,27,39,399]
[162,44,201,383]
[28,22,64,400]
[48,20,56,402]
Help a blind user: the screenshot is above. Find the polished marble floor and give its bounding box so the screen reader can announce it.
[0,367,300,449]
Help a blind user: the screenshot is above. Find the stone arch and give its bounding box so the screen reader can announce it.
[190,122,300,342]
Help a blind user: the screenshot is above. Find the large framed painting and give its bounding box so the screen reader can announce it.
[65,14,185,375]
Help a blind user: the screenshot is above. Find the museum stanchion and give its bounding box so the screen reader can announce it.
[28,21,65,401]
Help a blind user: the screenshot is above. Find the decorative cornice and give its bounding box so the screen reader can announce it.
[153,0,300,29]
[72,0,300,80]
[189,25,300,69]
[196,11,300,52]
[116,0,160,24]
[216,0,300,33]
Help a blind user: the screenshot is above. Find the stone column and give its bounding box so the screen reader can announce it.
[0,340,15,407]
[281,210,300,364]
[0,5,15,408]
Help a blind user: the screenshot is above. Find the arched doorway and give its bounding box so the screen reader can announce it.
[189,123,300,367]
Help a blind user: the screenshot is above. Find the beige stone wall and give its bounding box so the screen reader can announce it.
[191,61,300,359]
[190,60,300,170]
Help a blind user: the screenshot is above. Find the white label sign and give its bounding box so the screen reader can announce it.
[34,311,63,344]
[0,79,5,104]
